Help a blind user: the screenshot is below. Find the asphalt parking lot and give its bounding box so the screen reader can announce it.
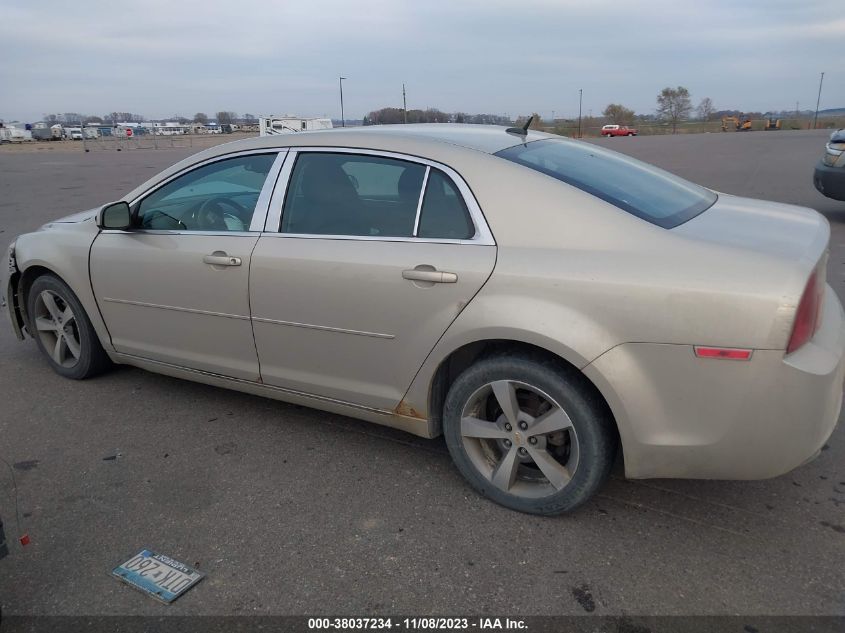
[0,130,843,617]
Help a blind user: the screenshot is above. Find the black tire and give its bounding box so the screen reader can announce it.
[443,353,617,515]
[26,274,112,379]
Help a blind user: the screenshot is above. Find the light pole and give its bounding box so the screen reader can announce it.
[813,72,824,130]
[339,76,347,127]
[578,89,583,138]
[403,83,408,124]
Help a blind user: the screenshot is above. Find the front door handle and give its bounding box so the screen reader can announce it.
[203,253,242,267]
[402,268,458,283]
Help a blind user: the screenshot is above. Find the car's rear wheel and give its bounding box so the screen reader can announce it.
[443,354,617,515]
[26,274,112,379]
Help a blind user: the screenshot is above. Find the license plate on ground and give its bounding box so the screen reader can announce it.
[112,549,204,604]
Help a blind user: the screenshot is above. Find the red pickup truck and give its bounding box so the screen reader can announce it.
[601,124,638,137]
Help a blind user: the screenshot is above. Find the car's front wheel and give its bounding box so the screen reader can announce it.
[26,274,112,379]
[443,354,617,515]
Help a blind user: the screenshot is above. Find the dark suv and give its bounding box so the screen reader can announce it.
[814,129,845,201]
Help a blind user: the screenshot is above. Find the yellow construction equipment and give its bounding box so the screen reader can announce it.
[764,117,782,131]
[721,116,753,131]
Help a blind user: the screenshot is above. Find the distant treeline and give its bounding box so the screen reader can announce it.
[34,112,260,127]
[363,107,511,126]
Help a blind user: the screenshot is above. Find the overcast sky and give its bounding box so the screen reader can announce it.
[1,0,842,122]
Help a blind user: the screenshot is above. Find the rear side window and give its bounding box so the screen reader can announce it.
[495,139,716,228]
[417,169,474,239]
[280,152,425,237]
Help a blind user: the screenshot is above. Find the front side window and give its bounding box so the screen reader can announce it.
[135,153,277,231]
[495,139,717,228]
[280,153,426,237]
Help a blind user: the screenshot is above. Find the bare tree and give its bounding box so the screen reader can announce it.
[61,113,83,125]
[656,86,692,133]
[193,112,209,124]
[602,103,636,125]
[103,112,145,124]
[216,111,238,124]
[696,97,715,121]
[421,108,449,123]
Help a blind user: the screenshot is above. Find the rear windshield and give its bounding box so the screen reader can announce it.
[495,139,717,228]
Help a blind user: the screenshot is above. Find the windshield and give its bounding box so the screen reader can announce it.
[495,139,717,228]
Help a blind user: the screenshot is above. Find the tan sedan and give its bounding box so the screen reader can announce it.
[4,125,844,515]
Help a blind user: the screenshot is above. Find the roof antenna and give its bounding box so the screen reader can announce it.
[506,115,534,136]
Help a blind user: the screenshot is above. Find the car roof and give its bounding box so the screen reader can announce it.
[122,124,563,203]
[207,123,556,156]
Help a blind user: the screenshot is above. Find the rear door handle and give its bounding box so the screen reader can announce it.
[203,253,242,267]
[402,269,458,283]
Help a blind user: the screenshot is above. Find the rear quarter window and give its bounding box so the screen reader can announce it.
[495,139,717,228]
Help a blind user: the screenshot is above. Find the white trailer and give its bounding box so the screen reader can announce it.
[139,122,186,136]
[259,115,333,136]
[0,126,33,143]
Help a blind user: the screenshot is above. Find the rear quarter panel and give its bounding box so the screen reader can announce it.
[401,153,811,424]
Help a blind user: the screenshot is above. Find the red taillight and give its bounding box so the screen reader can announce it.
[787,269,825,354]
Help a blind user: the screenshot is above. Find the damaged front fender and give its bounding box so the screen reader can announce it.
[3,242,25,341]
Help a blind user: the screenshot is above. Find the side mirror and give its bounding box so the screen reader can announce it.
[97,201,132,230]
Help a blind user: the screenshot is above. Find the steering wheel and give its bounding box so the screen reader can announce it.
[193,197,247,231]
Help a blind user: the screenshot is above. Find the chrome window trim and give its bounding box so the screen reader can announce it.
[126,148,286,234]
[99,229,261,237]
[255,233,485,245]
[411,166,431,237]
[268,146,496,245]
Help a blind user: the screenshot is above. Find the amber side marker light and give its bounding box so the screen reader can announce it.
[694,346,753,360]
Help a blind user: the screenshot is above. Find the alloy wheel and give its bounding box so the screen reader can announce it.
[32,289,81,368]
[460,380,580,499]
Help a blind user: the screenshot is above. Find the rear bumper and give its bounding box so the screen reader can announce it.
[584,284,845,479]
[814,160,845,201]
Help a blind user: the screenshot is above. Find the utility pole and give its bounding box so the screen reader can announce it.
[578,89,583,138]
[813,72,824,130]
[339,76,347,127]
[403,84,408,124]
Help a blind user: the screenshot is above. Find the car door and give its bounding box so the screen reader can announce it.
[90,150,285,381]
[250,149,497,410]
